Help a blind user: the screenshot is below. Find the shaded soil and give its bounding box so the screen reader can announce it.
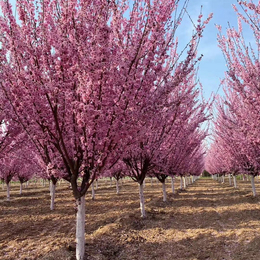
[1,176,260,260]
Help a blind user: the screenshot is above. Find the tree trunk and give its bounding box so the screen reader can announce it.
[171,177,175,194]
[183,177,186,189]
[180,177,183,190]
[110,177,112,187]
[233,175,237,188]
[246,175,249,181]
[50,182,56,210]
[7,183,10,201]
[96,180,98,189]
[139,183,145,218]
[91,182,95,200]
[76,195,86,260]
[229,174,232,186]
[150,177,153,187]
[162,182,167,202]
[2,182,4,190]
[20,183,23,195]
[222,175,225,183]
[251,175,256,197]
[116,179,119,194]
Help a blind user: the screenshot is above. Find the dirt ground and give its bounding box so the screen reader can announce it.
[1,176,260,260]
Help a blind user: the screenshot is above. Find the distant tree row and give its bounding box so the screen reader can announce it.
[206,1,260,197]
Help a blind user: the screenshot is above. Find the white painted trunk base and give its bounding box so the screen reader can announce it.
[7,183,10,201]
[251,176,256,197]
[76,195,86,260]
[50,182,56,210]
[139,183,145,218]
[20,183,23,195]
[96,180,98,189]
[229,174,232,186]
[183,177,186,189]
[233,176,237,188]
[162,182,167,202]
[180,177,183,190]
[116,180,119,194]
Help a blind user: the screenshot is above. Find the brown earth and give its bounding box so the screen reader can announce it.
[1,176,260,260]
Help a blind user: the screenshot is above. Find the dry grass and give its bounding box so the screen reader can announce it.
[1,176,260,260]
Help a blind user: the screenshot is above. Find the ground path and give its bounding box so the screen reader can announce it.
[1,177,260,260]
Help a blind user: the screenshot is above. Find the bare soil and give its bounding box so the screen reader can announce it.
[1,176,260,260]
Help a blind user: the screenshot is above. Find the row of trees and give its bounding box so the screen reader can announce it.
[206,1,260,197]
[0,0,211,259]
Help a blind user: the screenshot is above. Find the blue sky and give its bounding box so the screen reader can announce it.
[178,0,255,101]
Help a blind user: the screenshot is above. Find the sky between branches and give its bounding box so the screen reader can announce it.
[180,0,255,100]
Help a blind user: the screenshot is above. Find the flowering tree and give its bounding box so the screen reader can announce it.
[152,97,208,201]
[0,1,132,258]
[0,157,17,200]
[13,144,44,195]
[0,106,26,199]
[104,159,127,194]
[118,0,212,213]
[206,90,259,194]
[0,0,212,258]
[207,1,260,196]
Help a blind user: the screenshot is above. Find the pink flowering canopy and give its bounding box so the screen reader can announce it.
[0,0,212,199]
[206,1,260,176]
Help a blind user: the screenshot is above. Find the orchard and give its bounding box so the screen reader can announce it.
[0,0,260,260]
